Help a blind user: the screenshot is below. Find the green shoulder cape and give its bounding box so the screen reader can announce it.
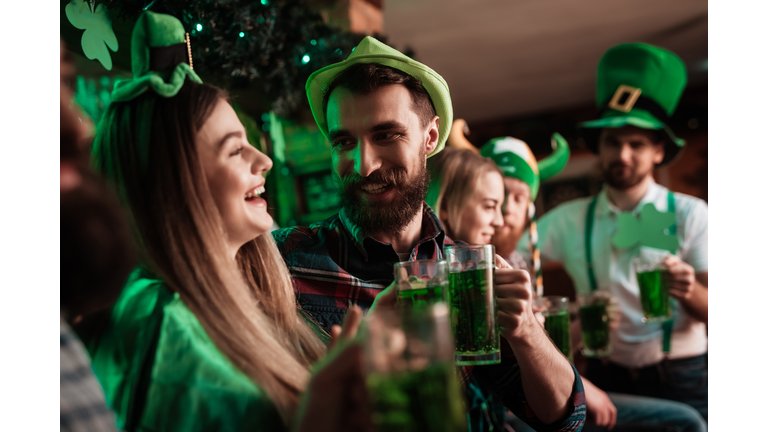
[82,267,285,432]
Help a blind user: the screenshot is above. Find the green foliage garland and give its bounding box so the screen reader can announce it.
[98,0,406,116]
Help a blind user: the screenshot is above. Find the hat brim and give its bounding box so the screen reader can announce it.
[578,112,685,166]
[306,53,453,158]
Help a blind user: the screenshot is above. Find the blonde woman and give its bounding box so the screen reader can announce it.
[81,12,368,432]
[427,147,505,245]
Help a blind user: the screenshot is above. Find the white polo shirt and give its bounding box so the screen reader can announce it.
[518,180,708,368]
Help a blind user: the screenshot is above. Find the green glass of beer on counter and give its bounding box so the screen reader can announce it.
[539,296,573,362]
[444,244,500,366]
[394,259,449,310]
[578,292,611,357]
[633,251,672,324]
[364,304,467,432]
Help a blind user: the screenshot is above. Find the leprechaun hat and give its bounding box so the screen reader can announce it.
[579,42,686,166]
[111,11,201,102]
[306,36,452,158]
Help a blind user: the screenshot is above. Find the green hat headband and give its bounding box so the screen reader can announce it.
[480,133,570,201]
[111,11,202,102]
[306,36,453,158]
[579,42,686,166]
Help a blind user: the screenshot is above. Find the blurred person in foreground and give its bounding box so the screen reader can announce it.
[60,40,133,431]
[426,146,506,430]
[274,36,586,432]
[517,43,708,425]
[82,11,372,432]
[484,135,705,432]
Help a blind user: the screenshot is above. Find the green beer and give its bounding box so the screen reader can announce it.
[636,269,671,323]
[397,280,448,309]
[578,302,610,357]
[544,310,572,362]
[367,362,467,432]
[449,267,500,365]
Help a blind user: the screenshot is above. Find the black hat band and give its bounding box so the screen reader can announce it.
[600,93,669,123]
[149,42,191,72]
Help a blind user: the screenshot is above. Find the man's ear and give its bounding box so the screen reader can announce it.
[652,142,665,165]
[424,115,440,155]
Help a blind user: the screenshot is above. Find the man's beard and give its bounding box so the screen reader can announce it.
[337,164,430,238]
[601,161,650,190]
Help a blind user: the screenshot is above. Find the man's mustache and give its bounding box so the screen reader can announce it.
[336,168,409,191]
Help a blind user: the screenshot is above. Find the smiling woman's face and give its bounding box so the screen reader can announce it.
[452,171,505,245]
[195,99,273,254]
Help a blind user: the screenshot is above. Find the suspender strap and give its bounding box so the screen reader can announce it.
[585,197,599,293]
[584,191,678,355]
[661,191,676,354]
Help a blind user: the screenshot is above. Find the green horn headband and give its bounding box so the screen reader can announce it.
[538,132,570,182]
[111,11,202,102]
[480,133,570,201]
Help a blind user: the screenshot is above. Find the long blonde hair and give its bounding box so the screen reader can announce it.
[92,80,325,424]
[427,147,504,238]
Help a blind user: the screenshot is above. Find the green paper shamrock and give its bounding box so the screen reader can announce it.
[613,203,679,253]
[65,0,118,70]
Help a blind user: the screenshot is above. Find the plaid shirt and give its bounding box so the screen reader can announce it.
[274,203,586,432]
[60,316,120,432]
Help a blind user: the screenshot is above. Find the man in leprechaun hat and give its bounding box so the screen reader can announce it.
[518,43,708,424]
[274,36,586,432]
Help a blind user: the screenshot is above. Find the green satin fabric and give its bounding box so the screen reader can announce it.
[83,268,286,432]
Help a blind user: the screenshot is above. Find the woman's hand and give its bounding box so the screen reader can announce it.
[329,305,364,350]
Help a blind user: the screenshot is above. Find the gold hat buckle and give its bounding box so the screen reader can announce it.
[608,85,642,112]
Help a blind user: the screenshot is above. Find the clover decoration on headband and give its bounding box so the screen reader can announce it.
[481,134,570,297]
[111,11,202,102]
[305,36,453,158]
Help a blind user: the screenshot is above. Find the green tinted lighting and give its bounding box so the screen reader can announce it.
[196,23,203,31]
[302,54,310,64]
[261,0,269,4]
[239,32,245,37]
[310,39,317,46]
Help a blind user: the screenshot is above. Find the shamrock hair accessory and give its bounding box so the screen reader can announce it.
[479,132,570,201]
[65,0,119,71]
[579,43,687,166]
[111,11,202,102]
[305,36,453,158]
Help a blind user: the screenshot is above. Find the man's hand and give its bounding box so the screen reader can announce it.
[582,378,617,430]
[495,255,539,342]
[663,255,696,301]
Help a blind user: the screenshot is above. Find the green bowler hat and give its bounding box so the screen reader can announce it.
[480,133,570,201]
[111,11,202,102]
[579,42,687,165]
[306,36,453,158]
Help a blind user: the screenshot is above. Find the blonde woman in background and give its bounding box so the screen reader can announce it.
[426,147,505,245]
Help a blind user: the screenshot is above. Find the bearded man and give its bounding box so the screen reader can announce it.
[274,37,586,432]
[518,43,708,424]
